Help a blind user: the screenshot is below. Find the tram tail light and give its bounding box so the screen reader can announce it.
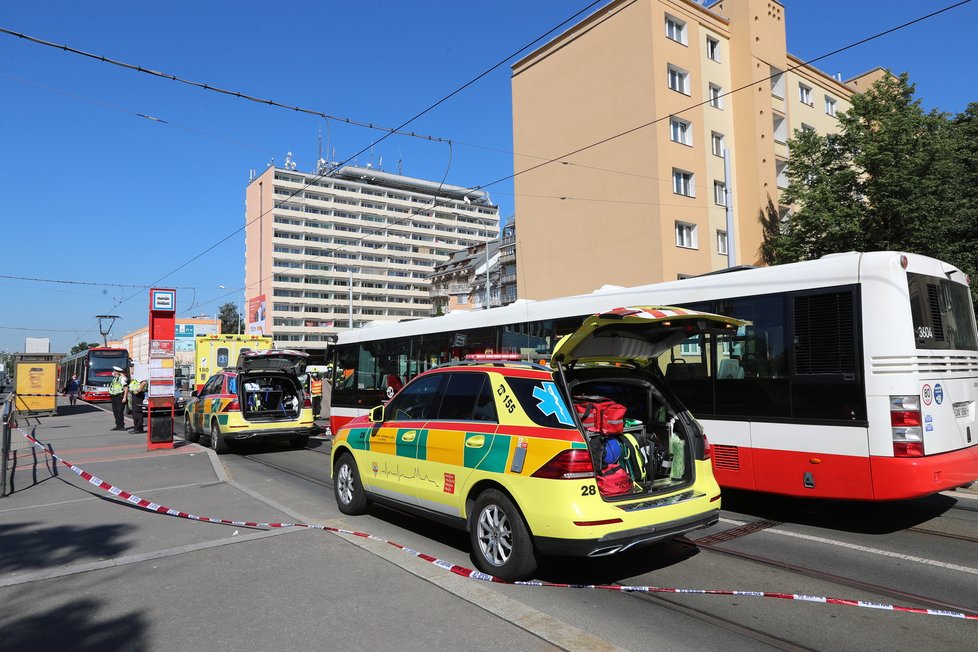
[890,395,924,458]
[532,449,595,479]
[702,433,712,460]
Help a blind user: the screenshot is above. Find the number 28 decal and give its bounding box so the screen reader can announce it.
[580,485,596,496]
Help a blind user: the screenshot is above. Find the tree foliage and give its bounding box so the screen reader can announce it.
[70,342,99,354]
[761,72,978,285]
[218,302,242,335]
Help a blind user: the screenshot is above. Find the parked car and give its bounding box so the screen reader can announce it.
[330,306,746,580]
[184,349,315,453]
[139,389,186,415]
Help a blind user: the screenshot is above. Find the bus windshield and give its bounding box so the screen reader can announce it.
[908,273,978,351]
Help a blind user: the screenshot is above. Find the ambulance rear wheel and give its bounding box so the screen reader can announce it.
[469,489,538,581]
[210,421,228,455]
[334,453,368,515]
[183,414,199,443]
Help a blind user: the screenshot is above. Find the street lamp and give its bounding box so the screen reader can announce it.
[474,218,498,310]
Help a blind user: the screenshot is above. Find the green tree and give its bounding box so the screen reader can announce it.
[763,72,977,286]
[218,302,242,335]
[70,342,99,354]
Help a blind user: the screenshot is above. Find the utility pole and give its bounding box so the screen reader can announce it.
[723,148,736,268]
[95,315,120,346]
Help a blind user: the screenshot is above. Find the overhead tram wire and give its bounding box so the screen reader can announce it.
[0,0,606,149]
[46,1,607,310]
[465,0,974,196]
[0,72,280,156]
[177,0,976,313]
[183,139,458,317]
[5,2,966,317]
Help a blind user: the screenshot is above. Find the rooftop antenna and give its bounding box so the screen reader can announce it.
[95,314,120,346]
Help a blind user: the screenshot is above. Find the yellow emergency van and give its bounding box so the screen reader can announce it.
[193,334,272,391]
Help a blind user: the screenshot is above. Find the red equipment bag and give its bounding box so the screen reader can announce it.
[574,396,626,435]
[596,464,633,496]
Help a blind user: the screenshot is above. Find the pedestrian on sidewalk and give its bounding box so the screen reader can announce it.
[63,373,81,406]
[108,366,128,431]
[128,368,147,434]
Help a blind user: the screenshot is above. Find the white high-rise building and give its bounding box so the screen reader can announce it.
[244,165,499,350]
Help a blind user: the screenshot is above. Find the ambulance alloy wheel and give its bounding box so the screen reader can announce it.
[334,452,368,515]
[469,489,538,581]
[183,414,199,443]
[210,421,228,455]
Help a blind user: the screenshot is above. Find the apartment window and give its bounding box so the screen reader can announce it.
[717,230,728,255]
[713,181,726,206]
[711,132,725,157]
[670,118,692,145]
[709,84,723,109]
[672,169,695,197]
[799,83,813,106]
[668,65,690,94]
[675,221,698,249]
[665,15,687,44]
[706,37,720,62]
[825,96,837,116]
[800,123,816,133]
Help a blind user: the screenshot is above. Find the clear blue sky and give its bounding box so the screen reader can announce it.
[1,0,974,355]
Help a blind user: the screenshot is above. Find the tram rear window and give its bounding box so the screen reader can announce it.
[908,273,978,351]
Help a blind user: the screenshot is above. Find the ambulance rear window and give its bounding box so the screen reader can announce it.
[506,377,577,429]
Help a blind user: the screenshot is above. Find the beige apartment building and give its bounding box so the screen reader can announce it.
[512,0,882,299]
[244,165,499,348]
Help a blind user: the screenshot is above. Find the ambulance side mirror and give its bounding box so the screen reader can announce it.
[369,405,385,423]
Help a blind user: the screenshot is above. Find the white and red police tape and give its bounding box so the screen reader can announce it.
[14,426,978,622]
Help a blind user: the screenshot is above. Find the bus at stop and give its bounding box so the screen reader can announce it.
[329,251,978,501]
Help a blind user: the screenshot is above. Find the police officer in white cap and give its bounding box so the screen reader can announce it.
[108,366,128,431]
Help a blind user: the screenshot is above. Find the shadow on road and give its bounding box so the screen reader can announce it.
[0,595,146,652]
[719,488,960,534]
[0,521,134,573]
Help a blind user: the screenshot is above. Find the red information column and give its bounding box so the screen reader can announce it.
[147,288,176,450]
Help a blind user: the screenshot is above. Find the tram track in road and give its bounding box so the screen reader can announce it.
[238,450,333,490]
[617,589,819,652]
[682,535,978,618]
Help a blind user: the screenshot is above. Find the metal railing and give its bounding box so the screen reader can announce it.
[1,393,13,497]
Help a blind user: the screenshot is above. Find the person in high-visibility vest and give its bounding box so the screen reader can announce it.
[108,366,128,431]
[309,370,323,417]
[128,372,147,434]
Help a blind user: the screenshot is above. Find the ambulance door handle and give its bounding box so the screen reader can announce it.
[402,431,416,442]
[465,435,485,448]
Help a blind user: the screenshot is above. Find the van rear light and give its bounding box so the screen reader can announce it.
[304,395,312,408]
[890,394,924,457]
[702,434,712,460]
[531,449,595,479]
[222,399,240,412]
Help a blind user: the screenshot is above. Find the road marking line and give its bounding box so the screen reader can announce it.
[719,517,978,575]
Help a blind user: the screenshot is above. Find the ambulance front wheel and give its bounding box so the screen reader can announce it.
[334,452,368,515]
